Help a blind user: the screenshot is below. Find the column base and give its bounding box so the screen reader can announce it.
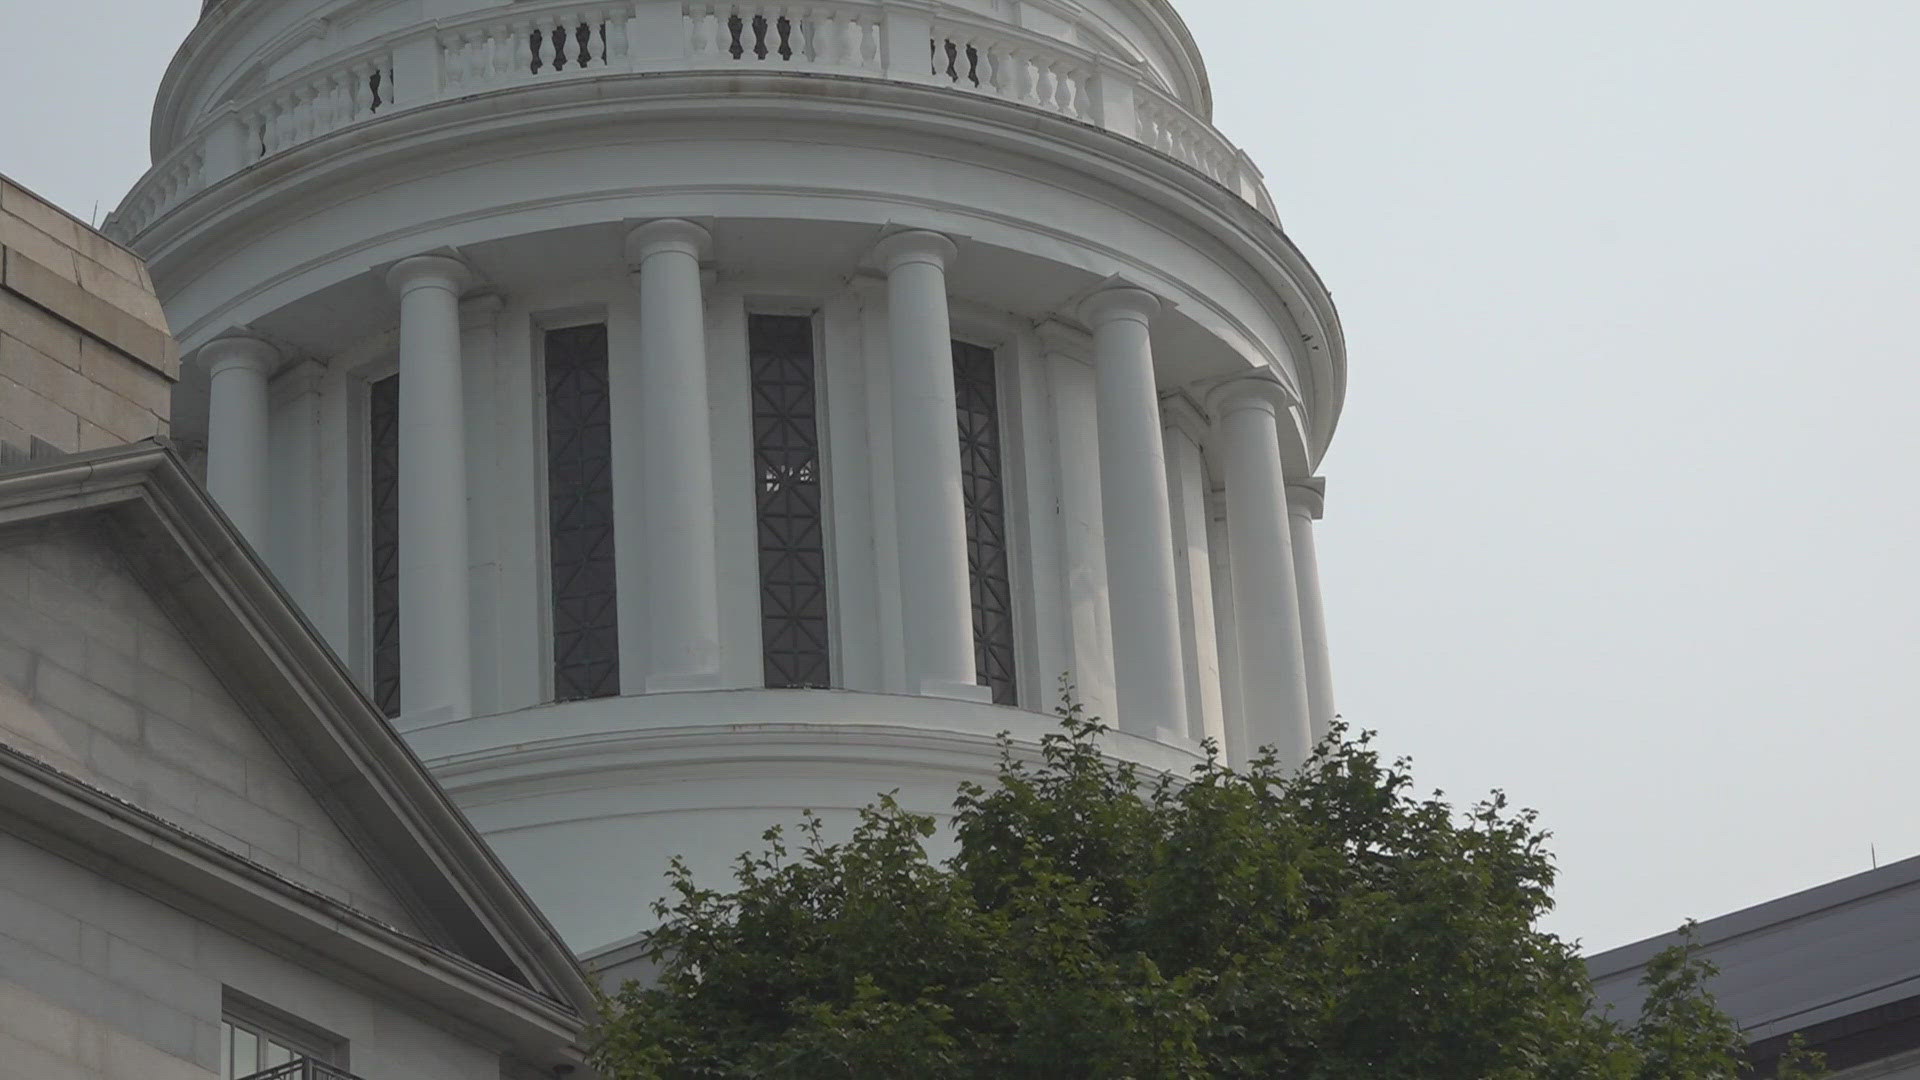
[916,679,996,705]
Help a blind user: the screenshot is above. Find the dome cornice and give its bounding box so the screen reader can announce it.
[124,69,1345,463]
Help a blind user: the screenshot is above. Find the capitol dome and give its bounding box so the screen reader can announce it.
[110,0,1345,956]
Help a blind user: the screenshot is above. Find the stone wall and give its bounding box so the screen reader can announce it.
[0,516,424,936]
[0,176,175,456]
[0,832,503,1080]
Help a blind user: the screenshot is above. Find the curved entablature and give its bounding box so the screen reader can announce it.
[137,0,1247,237]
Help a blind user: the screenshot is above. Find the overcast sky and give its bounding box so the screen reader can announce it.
[4,0,1916,953]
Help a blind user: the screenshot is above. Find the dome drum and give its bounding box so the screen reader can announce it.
[117,0,1347,959]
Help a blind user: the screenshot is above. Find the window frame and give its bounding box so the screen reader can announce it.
[528,305,613,705]
[221,992,345,1080]
[947,313,1038,708]
[744,302,837,690]
[536,317,623,702]
[348,356,402,718]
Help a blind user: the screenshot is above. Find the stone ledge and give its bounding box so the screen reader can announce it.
[1,247,177,379]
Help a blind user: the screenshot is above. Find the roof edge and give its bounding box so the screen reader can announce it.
[0,441,599,1024]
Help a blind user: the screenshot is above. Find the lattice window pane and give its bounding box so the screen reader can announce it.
[954,341,1018,706]
[368,373,401,718]
[750,314,831,689]
[545,324,621,701]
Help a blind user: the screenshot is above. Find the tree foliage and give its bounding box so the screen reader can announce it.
[594,700,1823,1079]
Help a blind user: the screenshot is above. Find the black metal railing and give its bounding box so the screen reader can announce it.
[240,1059,362,1080]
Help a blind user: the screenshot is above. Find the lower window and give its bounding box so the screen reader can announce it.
[221,1003,342,1080]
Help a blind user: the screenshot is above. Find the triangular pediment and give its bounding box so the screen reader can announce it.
[0,515,428,936]
[0,442,596,1035]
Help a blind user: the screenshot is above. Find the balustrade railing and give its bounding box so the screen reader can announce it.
[931,16,1096,123]
[111,0,1276,239]
[118,145,206,238]
[244,57,397,163]
[442,2,635,94]
[1134,84,1236,187]
[685,3,883,71]
[239,1058,361,1080]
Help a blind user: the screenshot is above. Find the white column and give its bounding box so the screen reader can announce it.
[1039,331,1118,725]
[1288,477,1337,743]
[1210,377,1312,769]
[627,220,724,689]
[1162,399,1226,750]
[386,254,475,724]
[871,230,982,701]
[1080,287,1187,740]
[202,334,278,548]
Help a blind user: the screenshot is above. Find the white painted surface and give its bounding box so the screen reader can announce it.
[873,230,984,702]
[1084,287,1187,740]
[112,0,1350,955]
[201,335,276,549]
[1214,379,1313,769]
[1287,478,1337,743]
[628,220,725,690]
[388,254,475,724]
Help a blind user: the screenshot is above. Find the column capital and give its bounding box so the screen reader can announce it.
[1286,477,1327,520]
[200,334,280,379]
[386,254,474,299]
[626,218,712,264]
[1079,286,1162,329]
[1206,375,1297,419]
[871,229,958,273]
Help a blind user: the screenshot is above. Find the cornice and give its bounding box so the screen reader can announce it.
[0,740,583,1061]
[129,71,1345,463]
[0,442,598,1030]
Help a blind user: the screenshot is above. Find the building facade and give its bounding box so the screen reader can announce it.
[106,0,1347,956]
[0,174,590,1080]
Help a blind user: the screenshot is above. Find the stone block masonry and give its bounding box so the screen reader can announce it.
[0,175,176,456]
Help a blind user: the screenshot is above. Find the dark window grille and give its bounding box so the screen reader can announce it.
[750,314,831,689]
[545,324,621,701]
[954,341,1018,706]
[368,374,401,718]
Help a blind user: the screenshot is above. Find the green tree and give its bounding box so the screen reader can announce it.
[593,700,1823,1079]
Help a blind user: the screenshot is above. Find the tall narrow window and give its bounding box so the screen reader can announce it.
[954,341,1018,705]
[750,314,831,689]
[545,324,621,701]
[368,373,401,718]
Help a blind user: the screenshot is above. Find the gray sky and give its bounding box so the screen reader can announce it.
[5,0,1916,953]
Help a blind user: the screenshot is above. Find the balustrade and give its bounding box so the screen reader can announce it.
[112,0,1277,241]
[118,148,205,238]
[443,2,634,93]
[685,3,882,72]
[246,58,396,162]
[931,19,1096,122]
[1135,85,1237,187]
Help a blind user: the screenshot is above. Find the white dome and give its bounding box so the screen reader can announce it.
[116,0,1344,955]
